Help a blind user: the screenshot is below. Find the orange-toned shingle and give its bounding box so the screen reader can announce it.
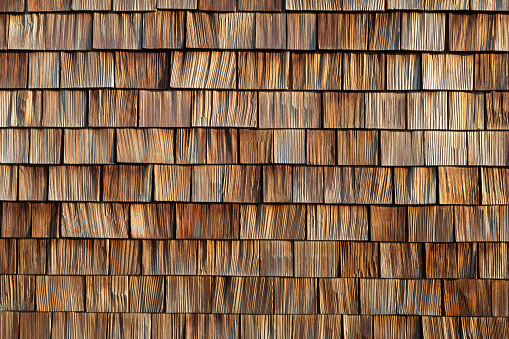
[117,129,173,163]
[320,278,358,314]
[395,167,436,204]
[45,13,92,50]
[143,11,184,49]
[139,90,191,127]
[64,129,114,164]
[259,91,320,128]
[0,53,28,88]
[103,165,153,202]
[193,91,257,127]
[28,52,60,89]
[115,52,169,89]
[323,92,365,129]
[177,204,238,239]
[61,52,114,88]
[263,165,292,203]
[154,165,191,201]
[292,53,342,90]
[341,242,379,277]
[337,130,378,165]
[438,167,479,204]
[238,52,289,90]
[318,13,368,50]
[380,243,424,278]
[197,240,259,276]
[240,204,305,240]
[89,90,138,127]
[293,166,324,203]
[256,13,286,49]
[19,166,48,200]
[287,13,316,50]
[47,239,108,275]
[36,276,83,311]
[408,206,454,242]
[370,206,406,242]
[93,13,142,49]
[61,203,129,238]
[130,204,175,239]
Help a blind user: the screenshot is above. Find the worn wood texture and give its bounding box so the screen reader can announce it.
[293,53,342,90]
[115,52,169,89]
[61,52,114,88]
[238,52,289,90]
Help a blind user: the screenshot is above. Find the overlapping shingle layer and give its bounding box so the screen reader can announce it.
[1,0,509,337]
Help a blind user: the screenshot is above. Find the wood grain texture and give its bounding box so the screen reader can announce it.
[365,92,406,129]
[320,278,358,314]
[468,131,509,166]
[449,92,484,130]
[186,314,238,339]
[115,52,169,89]
[341,242,379,277]
[242,315,341,338]
[238,52,289,90]
[139,90,191,127]
[422,53,474,90]
[19,313,51,339]
[48,165,101,201]
[72,0,111,10]
[130,203,175,239]
[177,204,238,239]
[292,53,342,90]
[263,165,292,203]
[64,129,114,164]
[19,165,48,201]
[387,54,421,90]
[438,167,479,204]
[274,278,316,314]
[223,165,262,203]
[129,276,164,312]
[0,129,29,163]
[343,0,384,10]
[192,165,224,202]
[318,13,368,50]
[27,0,71,11]
[287,0,341,10]
[86,276,128,312]
[103,165,153,202]
[175,128,206,164]
[324,167,392,204]
[117,128,173,163]
[197,240,259,276]
[444,279,490,316]
[108,313,151,339]
[344,315,373,338]
[380,243,423,278]
[479,242,508,279]
[186,12,254,49]
[240,204,305,240]
[193,91,257,127]
[239,129,273,164]
[142,240,197,275]
[28,52,60,89]
[110,240,141,275]
[475,53,508,90]
[307,130,335,165]
[89,90,138,127]
[17,239,46,274]
[0,239,16,274]
[449,13,494,51]
[288,13,316,50]
[308,205,368,240]
[425,0,468,9]
[48,239,108,275]
[472,0,509,10]
[293,166,324,203]
[486,91,509,130]
[158,0,196,8]
[154,165,191,201]
[171,51,235,89]
[61,52,114,88]
[199,0,235,10]
[52,313,108,339]
[0,91,42,127]
[93,13,142,49]
[408,206,454,242]
[0,53,27,88]
[206,128,237,164]
[422,316,461,339]
[45,13,92,50]
[323,92,364,128]
[166,276,212,313]
[8,14,45,50]
[0,275,35,311]
[370,206,406,242]
[401,13,445,51]
[259,91,320,128]
[112,0,156,11]
[492,280,509,316]
[381,131,423,166]
[42,90,86,127]
[238,0,281,10]
[273,129,305,164]
[31,203,60,238]
[61,203,128,238]
[0,166,17,201]
[1,202,31,237]
[260,241,293,276]
[343,53,385,90]
[144,11,184,49]
[30,129,61,164]
[36,276,83,312]
[454,206,500,241]
[337,130,378,165]
[0,0,24,11]
[426,243,458,278]
[394,167,436,204]
[369,12,401,50]
[256,13,286,49]
[482,167,509,205]
[425,131,467,166]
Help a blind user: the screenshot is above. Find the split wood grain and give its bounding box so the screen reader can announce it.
[422,53,474,90]
[381,131,424,166]
[158,0,196,8]
[263,165,292,203]
[199,0,235,11]
[292,53,342,90]
[323,92,364,128]
[117,128,173,163]
[112,0,156,11]
[259,91,320,128]
[1,202,31,238]
[154,165,191,201]
[197,240,259,276]
[380,243,423,278]
[108,313,151,339]
[64,129,114,164]
[193,91,257,127]
[0,239,16,274]
[175,128,206,164]
[93,13,142,50]
[143,11,184,49]
[238,52,289,90]
[492,280,509,316]
[86,276,128,312]
[408,206,454,242]
[370,206,406,242]
[475,53,509,90]
[0,15,7,50]
[337,130,378,165]
[260,241,293,276]
[374,316,423,337]
[30,129,61,164]
[319,278,358,314]
[387,54,421,90]
[287,0,340,10]
[472,0,509,10]
[421,317,461,339]
[42,90,86,127]
[308,205,368,241]
[460,317,509,338]
[343,53,385,90]
[273,129,305,164]
[424,131,467,166]
[443,279,490,316]
[449,13,494,51]
[240,204,305,240]
[89,90,138,127]
[103,165,153,202]
[426,243,459,278]
[129,276,164,313]
[130,203,174,239]
[61,52,114,88]
[256,13,286,49]
[341,242,379,277]
[274,278,316,314]
[48,165,101,201]
[401,13,445,51]
[19,313,51,339]
[47,239,108,275]
[28,52,60,89]
[0,53,27,88]
[0,0,24,11]
[27,0,71,11]
[479,242,508,279]
[61,203,129,238]
[239,129,273,163]
[177,204,238,239]
[394,167,437,204]
[139,90,191,127]
[425,0,468,10]
[0,91,42,127]
[407,91,448,129]
[318,13,368,50]
[45,13,92,50]
[238,0,282,10]
[438,167,479,204]
[72,0,111,10]
[0,275,35,311]
[19,166,48,201]
[115,52,169,89]
[36,276,83,312]
[486,91,509,129]
[343,0,384,10]
[171,51,236,89]
[142,240,197,275]
[31,203,60,238]
[307,130,335,165]
[293,166,324,203]
[242,315,342,338]
[8,14,45,50]
[468,131,509,165]
[0,129,29,163]
[110,240,141,275]
[482,167,509,204]
[365,92,406,129]
[344,315,373,338]
[449,92,484,130]
[166,276,212,313]
[287,13,316,50]
[369,12,401,50]
[454,206,501,241]
[0,165,17,201]
[17,239,46,274]
[185,314,238,339]
[207,128,237,164]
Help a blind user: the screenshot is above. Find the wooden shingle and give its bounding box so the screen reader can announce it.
[365,92,406,129]
[171,51,235,89]
[0,275,35,311]
[0,239,16,274]
[186,315,238,339]
[425,0,468,10]
[324,167,393,204]
[401,13,445,51]
[407,92,447,130]
[108,314,151,339]
[8,14,45,50]
[286,0,341,10]
[273,129,305,164]
[31,203,60,238]
[343,53,385,90]
[52,313,108,338]
[238,0,282,10]
[287,13,316,50]
[308,205,369,241]
[320,278,358,314]
[425,131,467,166]
[130,204,175,239]
[293,166,324,203]
[482,167,509,205]
[86,276,128,312]
[129,276,164,312]
[1,202,31,237]
[238,52,289,90]
[30,129,61,164]
[479,243,508,279]
[408,206,454,242]
[472,0,509,10]
[115,52,169,89]
[368,12,401,50]
[142,240,197,275]
[166,276,211,313]
[374,316,423,337]
[0,91,42,127]
[461,317,509,338]
[0,129,29,163]
[117,128,173,163]
[307,130,335,165]
[495,14,509,51]
[186,12,254,49]
[426,243,458,278]
[72,0,111,10]
[177,204,238,239]
[337,130,378,166]
[344,315,373,338]
[158,0,196,8]
[112,0,156,11]
[103,165,153,202]
[341,242,379,277]
[438,167,479,204]
[139,91,191,127]
[295,241,339,277]
[199,0,236,11]
[0,0,24,11]
[154,165,191,201]
[64,129,114,164]
[386,54,421,90]
[475,53,509,90]
[175,128,206,164]
[260,241,293,276]
[263,165,292,203]
[0,165,17,201]
[19,166,48,201]
[0,15,7,50]
[323,92,364,128]
[48,165,100,201]
[318,14,368,50]
[240,204,305,240]
[444,279,490,316]
[61,203,128,238]
[380,243,423,278]
[492,280,509,316]
[0,53,27,88]
[36,276,83,312]
[198,240,258,276]
[449,14,494,51]
[89,90,138,127]
[256,13,286,49]
[239,129,273,164]
[395,167,436,204]
[486,91,509,130]
[468,131,509,166]
[422,54,474,90]
[19,313,51,339]
[192,165,224,202]
[143,11,184,49]
[61,52,114,88]
[207,129,237,164]
[259,91,320,128]
[274,278,317,314]
[193,91,257,127]
[371,206,406,242]
[343,0,384,10]
[293,53,342,90]
[47,239,108,275]
[454,206,500,241]
[45,13,92,50]
[28,52,60,89]
[223,165,261,203]
[449,92,484,130]
[17,239,46,274]
[42,91,86,127]
[110,240,141,275]
[93,13,142,50]
[381,131,424,166]
[27,0,71,11]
